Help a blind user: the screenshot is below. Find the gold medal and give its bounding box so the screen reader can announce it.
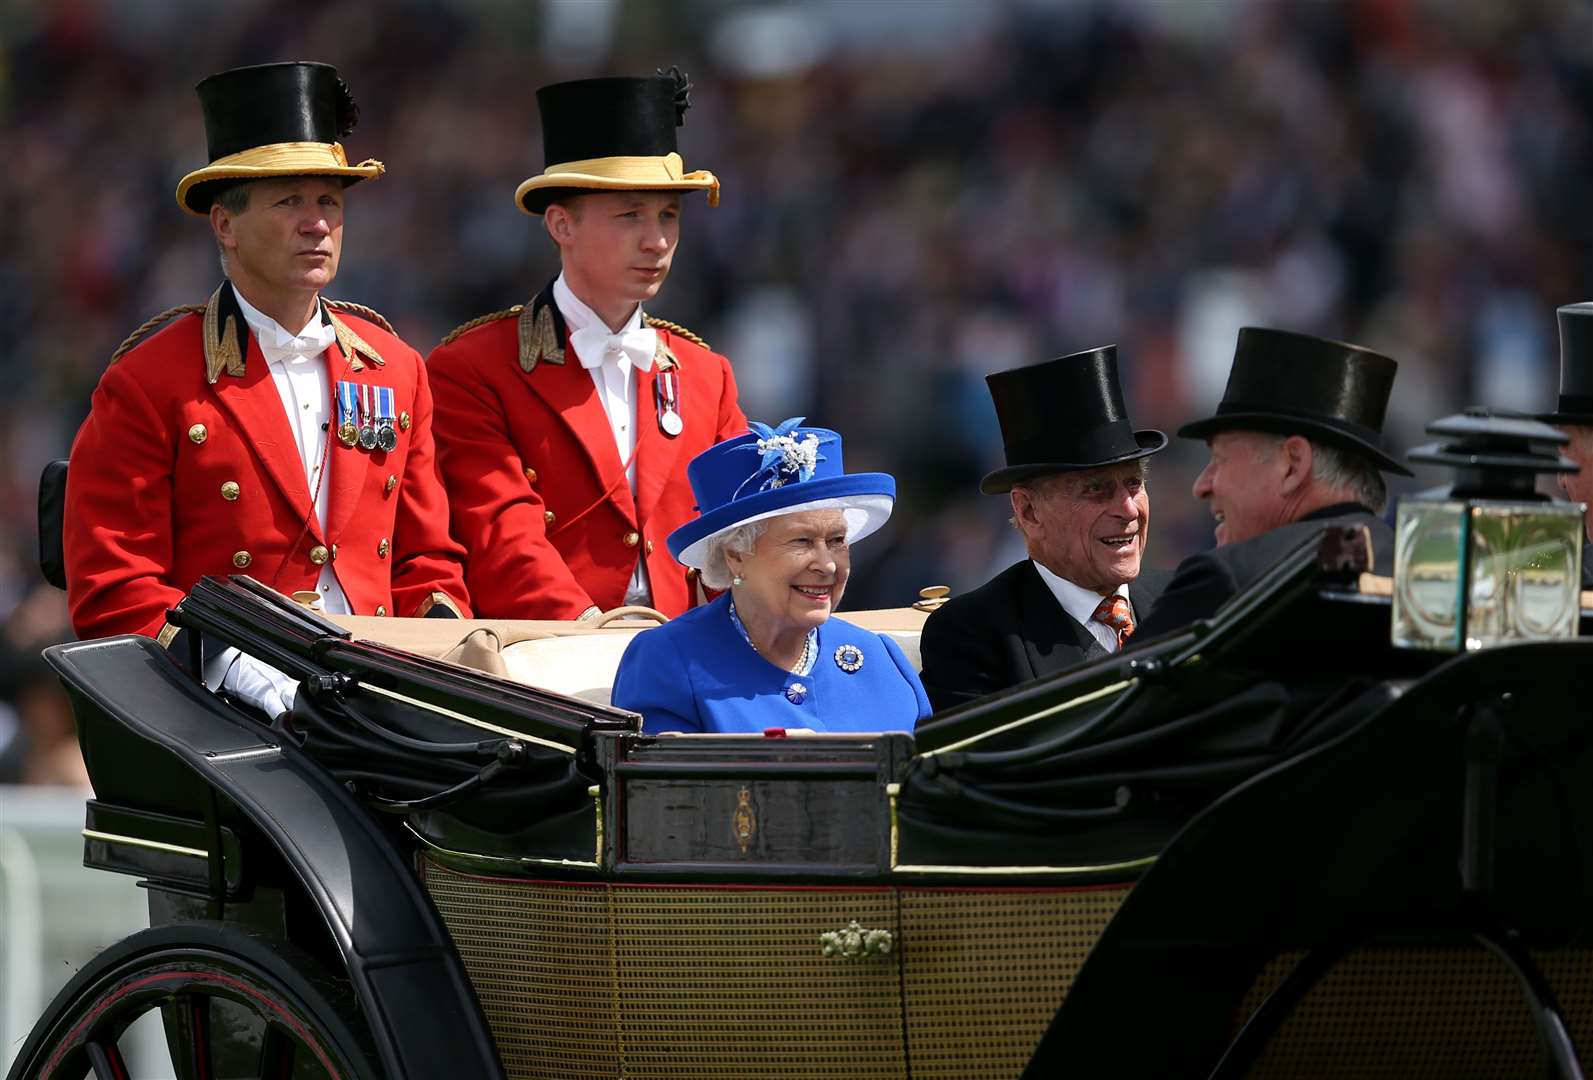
[338,420,358,447]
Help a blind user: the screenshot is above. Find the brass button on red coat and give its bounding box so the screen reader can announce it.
[330,544,338,561]
[377,538,390,558]
[645,539,654,554]
[544,511,556,526]
[398,411,411,431]
[623,532,640,548]
[524,467,538,483]
[232,550,251,568]
[309,545,330,566]
[188,424,208,444]
[375,605,387,617]
[384,474,397,495]
[220,481,240,501]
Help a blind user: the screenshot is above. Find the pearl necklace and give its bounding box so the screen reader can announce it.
[728,599,817,676]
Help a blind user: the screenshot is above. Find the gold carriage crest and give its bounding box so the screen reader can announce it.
[732,786,756,854]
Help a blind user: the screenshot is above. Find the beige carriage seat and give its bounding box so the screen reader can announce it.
[327,608,929,707]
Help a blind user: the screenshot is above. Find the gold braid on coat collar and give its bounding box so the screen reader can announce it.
[439,289,704,375]
[198,286,388,383]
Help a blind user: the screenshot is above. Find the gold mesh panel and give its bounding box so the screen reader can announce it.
[612,885,906,1078]
[425,860,619,1080]
[425,858,1135,1079]
[899,885,1129,1079]
[1238,946,1593,1078]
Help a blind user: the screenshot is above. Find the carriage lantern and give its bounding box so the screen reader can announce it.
[1393,409,1584,652]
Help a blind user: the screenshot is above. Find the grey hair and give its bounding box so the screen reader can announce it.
[700,521,769,590]
[1008,457,1150,531]
[1254,433,1387,514]
[212,182,255,274]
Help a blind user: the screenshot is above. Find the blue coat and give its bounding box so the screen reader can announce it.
[611,595,931,734]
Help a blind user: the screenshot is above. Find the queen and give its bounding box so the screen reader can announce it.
[611,419,930,734]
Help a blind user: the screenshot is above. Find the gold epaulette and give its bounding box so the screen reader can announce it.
[109,304,207,365]
[325,299,394,334]
[440,306,523,348]
[644,315,710,351]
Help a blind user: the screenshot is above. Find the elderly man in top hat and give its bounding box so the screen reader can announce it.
[429,69,746,621]
[919,348,1171,711]
[1134,328,1409,641]
[64,62,469,717]
[1541,302,1593,591]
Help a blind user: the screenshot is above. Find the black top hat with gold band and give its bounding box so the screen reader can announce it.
[175,62,384,216]
[980,346,1168,495]
[1178,327,1413,476]
[515,68,720,216]
[1541,302,1593,426]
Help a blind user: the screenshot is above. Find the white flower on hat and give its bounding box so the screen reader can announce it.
[736,417,829,494]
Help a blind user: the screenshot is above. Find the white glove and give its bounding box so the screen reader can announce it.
[203,647,300,719]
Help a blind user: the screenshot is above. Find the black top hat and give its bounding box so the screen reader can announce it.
[1177,327,1412,476]
[1540,302,1593,426]
[516,69,720,216]
[176,62,383,216]
[980,346,1168,495]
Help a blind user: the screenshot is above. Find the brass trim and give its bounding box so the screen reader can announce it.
[589,783,603,865]
[885,782,901,870]
[357,681,576,754]
[892,854,1157,877]
[404,822,598,871]
[82,828,208,860]
[923,678,1136,756]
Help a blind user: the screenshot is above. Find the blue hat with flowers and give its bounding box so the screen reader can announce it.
[668,418,896,570]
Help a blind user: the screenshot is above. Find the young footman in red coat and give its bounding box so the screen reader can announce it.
[65,62,470,716]
[428,70,745,620]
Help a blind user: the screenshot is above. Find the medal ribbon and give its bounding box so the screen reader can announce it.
[337,380,358,429]
[655,370,681,433]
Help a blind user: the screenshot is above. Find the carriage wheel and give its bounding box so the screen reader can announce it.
[10,920,380,1080]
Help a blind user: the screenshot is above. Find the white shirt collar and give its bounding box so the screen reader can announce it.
[553,272,643,337]
[231,286,337,362]
[1031,560,1130,629]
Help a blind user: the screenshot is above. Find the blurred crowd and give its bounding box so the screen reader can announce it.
[2,0,1589,784]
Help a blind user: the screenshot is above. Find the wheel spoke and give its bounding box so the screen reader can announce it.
[160,992,213,1080]
[257,1022,296,1079]
[85,1038,129,1080]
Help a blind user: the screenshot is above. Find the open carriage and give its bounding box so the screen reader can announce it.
[10,500,1593,1078]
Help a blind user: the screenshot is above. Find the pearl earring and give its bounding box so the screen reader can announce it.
[732,575,744,587]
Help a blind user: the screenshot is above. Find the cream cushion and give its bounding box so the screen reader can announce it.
[327,609,927,708]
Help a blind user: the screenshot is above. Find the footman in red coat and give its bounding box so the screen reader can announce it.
[65,62,469,714]
[429,69,746,621]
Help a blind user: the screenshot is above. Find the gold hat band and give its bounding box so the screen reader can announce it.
[176,141,385,216]
[515,151,720,215]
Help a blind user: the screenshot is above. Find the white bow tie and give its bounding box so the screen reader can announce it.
[570,324,657,372]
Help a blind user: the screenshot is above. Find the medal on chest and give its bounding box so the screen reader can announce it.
[374,386,398,452]
[655,369,683,437]
[357,383,379,450]
[335,380,360,447]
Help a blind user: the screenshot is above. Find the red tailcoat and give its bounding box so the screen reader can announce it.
[66,286,471,641]
[428,286,745,619]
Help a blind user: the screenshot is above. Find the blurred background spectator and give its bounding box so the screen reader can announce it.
[1,0,1589,782]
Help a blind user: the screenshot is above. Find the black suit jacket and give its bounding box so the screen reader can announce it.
[1134,503,1393,643]
[919,560,1171,713]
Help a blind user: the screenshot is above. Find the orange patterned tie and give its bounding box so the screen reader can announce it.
[1092,594,1135,649]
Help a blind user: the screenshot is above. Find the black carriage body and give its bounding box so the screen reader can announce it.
[15,554,1593,1079]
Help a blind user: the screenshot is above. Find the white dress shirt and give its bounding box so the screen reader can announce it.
[1031,560,1132,654]
[202,288,352,715]
[553,273,653,607]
